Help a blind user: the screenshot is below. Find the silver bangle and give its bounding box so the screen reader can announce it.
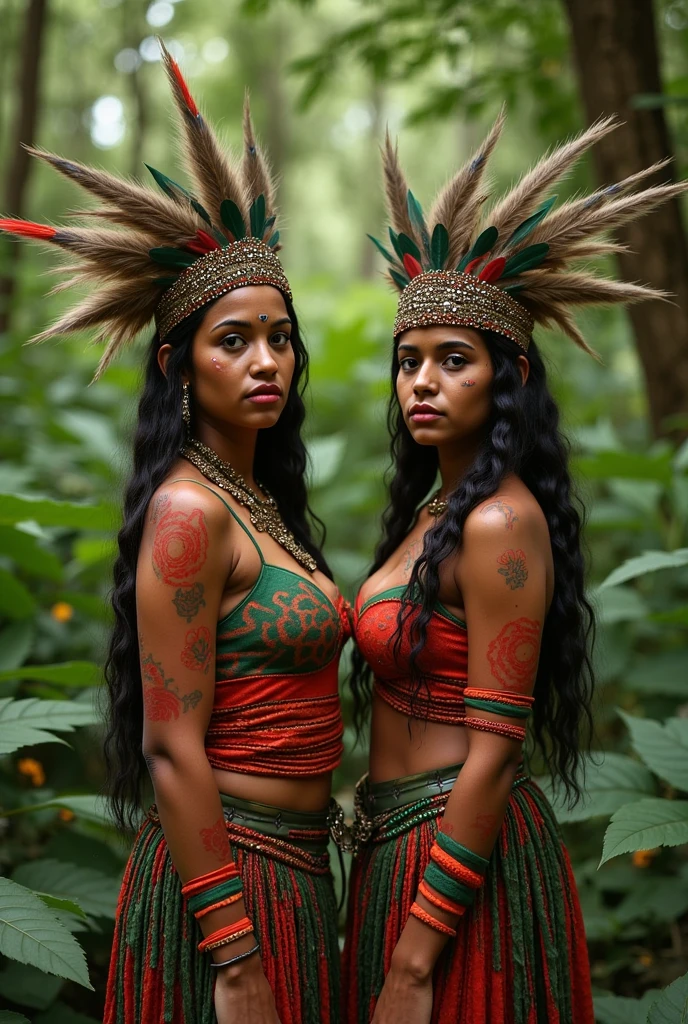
[209,942,260,969]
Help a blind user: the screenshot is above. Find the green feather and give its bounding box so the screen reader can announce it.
[212,227,229,249]
[149,247,196,268]
[367,234,398,266]
[396,232,422,262]
[249,194,266,239]
[220,199,246,240]
[502,242,550,278]
[430,223,449,270]
[457,226,499,272]
[267,231,279,247]
[390,269,410,290]
[407,191,430,260]
[153,276,179,288]
[145,165,211,225]
[506,196,557,249]
[388,228,404,262]
[503,283,527,295]
[263,215,276,236]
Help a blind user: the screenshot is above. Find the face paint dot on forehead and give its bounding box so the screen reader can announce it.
[258,314,268,322]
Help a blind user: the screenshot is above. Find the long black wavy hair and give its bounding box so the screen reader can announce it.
[104,297,329,830]
[350,331,595,801]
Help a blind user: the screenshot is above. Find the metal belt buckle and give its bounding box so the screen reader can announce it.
[327,798,355,854]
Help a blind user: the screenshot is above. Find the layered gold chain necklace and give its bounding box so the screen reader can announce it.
[181,437,317,573]
[427,488,448,517]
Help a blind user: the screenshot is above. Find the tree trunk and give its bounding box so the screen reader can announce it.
[563,0,688,439]
[0,0,49,337]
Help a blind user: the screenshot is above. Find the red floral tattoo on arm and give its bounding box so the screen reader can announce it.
[152,506,209,586]
[472,813,498,840]
[199,816,230,861]
[486,617,540,690]
[181,626,213,674]
[141,651,202,720]
[481,500,518,531]
[497,549,528,590]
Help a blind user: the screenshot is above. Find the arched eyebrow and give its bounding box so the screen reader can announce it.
[397,339,476,353]
[211,316,292,333]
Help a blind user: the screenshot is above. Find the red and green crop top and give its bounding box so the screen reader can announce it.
[190,484,348,776]
[354,585,468,725]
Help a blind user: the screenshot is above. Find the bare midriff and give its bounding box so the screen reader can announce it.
[212,768,333,813]
[369,699,470,783]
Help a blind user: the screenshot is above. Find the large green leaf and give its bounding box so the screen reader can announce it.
[619,710,688,790]
[600,798,688,866]
[647,970,688,1023]
[0,877,91,989]
[13,860,120,919]
[0,494,116,531]
[0,662,102,687]
[573,450,674,485]
[12,794,116,827]
[592,585,648,624]
[0,526,62,581]
[0,569,36,620]
[600,548,688,590]
[0,697,99,755]
[537,753,654,824]
[592,990,660,1024]
[614,876,688,925]
[0,961,63,1010]
[626,651,688,697]
[0,622,35,672]
[0,1013,31,1023]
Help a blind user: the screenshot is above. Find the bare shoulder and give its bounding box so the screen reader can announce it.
[145,477,232,537]
[463,480,548,549]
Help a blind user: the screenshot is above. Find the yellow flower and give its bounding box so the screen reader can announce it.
[17,758,46,787]
[51,601,74,623]
[638,953,653,967]
[58,808,75,822]
[632,849,657,868]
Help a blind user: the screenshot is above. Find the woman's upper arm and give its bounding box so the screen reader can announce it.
[136,482,230,758]
[457,496,548,699]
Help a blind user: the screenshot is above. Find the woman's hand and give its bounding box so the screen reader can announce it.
[371,957,433,1024]
[213,953,281,1023]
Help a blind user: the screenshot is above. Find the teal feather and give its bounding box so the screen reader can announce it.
[430,224,449,270]
[220,199,246,240]
[249,194,266,239]
[149,247,196,268]
[263,215,276,236]
[145,165,211,225]
[503,283,527,295]
[505,196,557,249]
[212,227,229,249]
[368,234,399,266]
[502,243,550,278]
[153,276,179,288]
[388,228,404,262]
[268,231,279,247]
[407,191,430,260]
[397,232,422,262]
[390,269,410,290]
[457,226,499,271]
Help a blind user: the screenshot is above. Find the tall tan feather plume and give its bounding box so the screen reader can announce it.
[488,115,618,246]
[25,147,201,243]
[242,93,275,222]
[160,40,248,231]
[429,105,505,269]
[382,129,420,246]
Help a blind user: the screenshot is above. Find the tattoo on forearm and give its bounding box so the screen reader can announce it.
[199,816,230,861]
[141,652,202,720]
[172,582,206,621]
[486,617,540,689]
[497,549,528,590]
[472,813,498,840]
[402,538,423,580]
[481,500,519,531]
[152,505,209,586]
[181,626,213,674]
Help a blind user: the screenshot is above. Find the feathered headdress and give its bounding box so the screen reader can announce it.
[0,41,290,379]
[370,109,687,354]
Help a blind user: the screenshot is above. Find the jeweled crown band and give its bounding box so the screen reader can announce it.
[393,271,534,352]
[155,239,292,341]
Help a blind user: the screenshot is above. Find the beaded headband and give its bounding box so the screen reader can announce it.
[372,108,686,355]
[0,41,289,378]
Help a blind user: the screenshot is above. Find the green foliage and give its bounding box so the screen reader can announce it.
[0,699,99,755]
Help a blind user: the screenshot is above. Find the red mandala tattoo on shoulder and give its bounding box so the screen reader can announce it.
[486,617,540,689]
[181,626,212,673]
[481,500,519,531]
[200,816,230,861]
[152,506,208,586]
[497,549,528,590]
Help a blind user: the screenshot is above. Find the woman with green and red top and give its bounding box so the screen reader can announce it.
[0,45,347,1024]
[341,112,685,1022]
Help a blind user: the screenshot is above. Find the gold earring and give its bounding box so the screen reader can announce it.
[182,382,191,428]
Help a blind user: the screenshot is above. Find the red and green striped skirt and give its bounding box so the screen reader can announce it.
[104,794,340,1024]
[341,764,594,1024]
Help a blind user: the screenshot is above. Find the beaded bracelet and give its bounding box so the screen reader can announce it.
[187,876,244,918]
[464,717,527,741]
[198,916,254,954]
[424,860,477,906]
[418,879,466,918]
[181,862,240,898]
[463,687,534,719]
[194,891,244,919]
[430,844,484,888]
[423,830,489,909]
[209,942,260,970]
[410,901,457,938]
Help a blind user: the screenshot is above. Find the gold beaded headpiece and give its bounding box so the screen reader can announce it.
[0,41,290,378]
[372,109,686,354]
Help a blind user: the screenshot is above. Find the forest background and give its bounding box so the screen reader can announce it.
[0,0,688,1021]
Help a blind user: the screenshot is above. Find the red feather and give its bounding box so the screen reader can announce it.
[463,255,486,276]
[168,56,199,117]
[478,257,506,283]
[403,253,423,278]
[0,219,56,240]
[196,229,220,251]
[184,242,208,254]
